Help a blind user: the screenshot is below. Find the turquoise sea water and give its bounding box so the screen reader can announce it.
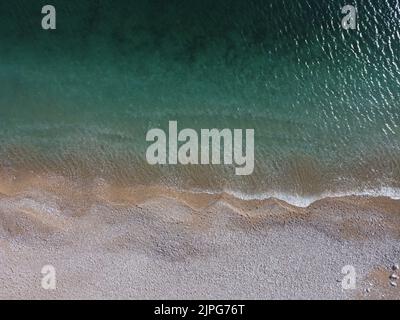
[1,0,400,204]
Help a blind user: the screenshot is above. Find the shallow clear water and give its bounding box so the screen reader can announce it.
[1,0,400,202]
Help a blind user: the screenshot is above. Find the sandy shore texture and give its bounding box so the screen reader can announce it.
[0,174,399,300]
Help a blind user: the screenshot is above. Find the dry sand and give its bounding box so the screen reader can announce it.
[0,174,399,299]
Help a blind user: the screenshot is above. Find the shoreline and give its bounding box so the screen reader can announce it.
[1,170,400,208]
[0,174,399,299]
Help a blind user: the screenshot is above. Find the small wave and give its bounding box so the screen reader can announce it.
[188,186,400,208]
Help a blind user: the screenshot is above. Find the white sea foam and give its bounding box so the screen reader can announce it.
[187,186,400,208]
